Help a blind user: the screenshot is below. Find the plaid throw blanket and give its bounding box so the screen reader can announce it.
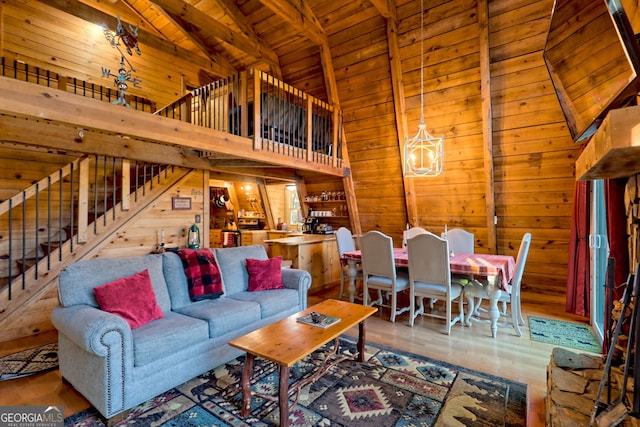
[177,249,223,301]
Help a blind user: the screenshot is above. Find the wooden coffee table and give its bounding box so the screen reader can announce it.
[228,299,377,427]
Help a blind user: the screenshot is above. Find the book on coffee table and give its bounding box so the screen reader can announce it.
[297,312,341,329]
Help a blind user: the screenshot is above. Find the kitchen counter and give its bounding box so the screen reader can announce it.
[265,234,339,290]
[264,234,334,244]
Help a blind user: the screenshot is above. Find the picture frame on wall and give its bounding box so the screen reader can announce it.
[172,196,192,210]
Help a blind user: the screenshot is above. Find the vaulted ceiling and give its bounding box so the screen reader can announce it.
[73,0,382,106]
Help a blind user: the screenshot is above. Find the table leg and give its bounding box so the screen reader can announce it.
[464,292,476,327]
[279,364,290,427]
[485,276,502,338]
[357,321,366,362]
[240,353,255,418]
[347,260,358,303]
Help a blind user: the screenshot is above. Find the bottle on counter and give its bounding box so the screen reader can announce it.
[277,217,284,230]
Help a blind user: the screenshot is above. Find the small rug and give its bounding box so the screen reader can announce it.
[64,336,527,426]
[528,316,601,353]
[0,342,58,380]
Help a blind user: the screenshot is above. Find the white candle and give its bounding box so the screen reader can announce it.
[161,229,165,245]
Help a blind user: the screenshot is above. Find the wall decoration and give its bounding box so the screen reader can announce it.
[172,197,192,210]
[101,15,142,108]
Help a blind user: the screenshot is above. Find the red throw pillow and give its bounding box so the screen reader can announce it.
[94,269,164,329]
[246,256,285,291]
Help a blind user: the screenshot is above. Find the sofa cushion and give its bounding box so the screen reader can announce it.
[174,298,261,338]
[228,289,300,318]
[58,254,172,313]
[213,245,269,296]
[246,256,285,291]
[131,311,209,366]
[94,269,164,329]
[176,249,224,301]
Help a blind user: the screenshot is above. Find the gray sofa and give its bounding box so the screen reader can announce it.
[51,244,311,420]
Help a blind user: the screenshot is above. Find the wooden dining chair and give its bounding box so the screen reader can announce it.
[402,226,431,248]
[335,227,362,300]
[442,228,474,254]
[360,230,410,322]
[474,232,531,336]
[406,233,464,334]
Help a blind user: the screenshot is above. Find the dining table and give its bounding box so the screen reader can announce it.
[341,248,516,338]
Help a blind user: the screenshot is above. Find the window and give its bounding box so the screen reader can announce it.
[286,185,301,226]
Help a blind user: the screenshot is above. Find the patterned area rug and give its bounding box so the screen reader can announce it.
[64,336,526,426]
[528,316,601,353]
[0,342,58,380]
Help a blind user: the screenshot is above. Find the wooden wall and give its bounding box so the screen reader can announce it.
[0,0,593,301]
[326,0,580,295]
[0,0,215,108]
[0,159,209,341]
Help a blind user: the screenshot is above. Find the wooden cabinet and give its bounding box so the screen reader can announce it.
[241,233,253,246]
[266,235,340,291]
[323,239,341,284]
[209,229,222,248]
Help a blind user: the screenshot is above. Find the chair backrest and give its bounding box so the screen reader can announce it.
[335,227,356,256]
[360,230,396,279]
[402,226,431,248]
[443,228,474,254]
[511,233,532,289]
[407,233,451,286]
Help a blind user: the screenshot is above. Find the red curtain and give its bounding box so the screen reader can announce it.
[566,180,591,317]
[603,178,630,341]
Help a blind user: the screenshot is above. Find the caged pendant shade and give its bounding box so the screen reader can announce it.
[404,0,444,177]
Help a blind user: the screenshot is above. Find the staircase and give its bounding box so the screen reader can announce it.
[0,156,192,341]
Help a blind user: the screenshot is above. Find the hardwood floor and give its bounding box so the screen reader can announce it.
[0,284,594,426]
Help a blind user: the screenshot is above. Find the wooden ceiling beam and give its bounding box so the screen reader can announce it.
[213,0,283,77]
[384,7,417,228]
[149,0,280,70]
[369,0,397,23]
[163,10,237,72]
[256,0,339,105]
[257,0,327,46]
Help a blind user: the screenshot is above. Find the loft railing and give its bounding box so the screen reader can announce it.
[0,58,342,168]
[0,57,156,113]
[0,155,173,299]
[155,70,344,168]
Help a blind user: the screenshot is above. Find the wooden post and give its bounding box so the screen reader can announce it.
[253,70,262,150]
[306,96,313,162]
[121,159,130,211]
[77,158,89,243]
[478,0,497,254]
[386,18,418,227]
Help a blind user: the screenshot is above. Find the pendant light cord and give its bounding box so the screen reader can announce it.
[420,0,424,125]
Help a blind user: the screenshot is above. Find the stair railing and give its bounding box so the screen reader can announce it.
[0,155,173,300]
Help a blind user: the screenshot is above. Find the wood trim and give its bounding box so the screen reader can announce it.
[478,0,497,253]
[0,77,344,178]
[257,178,275,229]
[78,158,89,243]
[121,159,131,212]
[386,18,417,227]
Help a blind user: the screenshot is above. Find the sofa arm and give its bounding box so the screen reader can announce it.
[51,304,133,357]
[281,268,311,309]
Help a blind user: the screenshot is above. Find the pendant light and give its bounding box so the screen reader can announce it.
[404,0,444,177]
